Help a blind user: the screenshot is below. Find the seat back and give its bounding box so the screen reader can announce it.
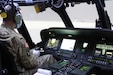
[0,41,19,75]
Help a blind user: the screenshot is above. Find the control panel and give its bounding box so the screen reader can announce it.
[41,28,113,75]
[48,60,97,75]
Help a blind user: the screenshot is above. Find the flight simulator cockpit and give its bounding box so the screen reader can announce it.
[41,28,113,75]
[0,0,113,75]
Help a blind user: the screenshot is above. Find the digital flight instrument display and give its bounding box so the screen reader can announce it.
[46,38,59,49]
[60,38,76,51]
[95,44,113,58]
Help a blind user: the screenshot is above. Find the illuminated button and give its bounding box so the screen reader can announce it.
[91,74,96,75]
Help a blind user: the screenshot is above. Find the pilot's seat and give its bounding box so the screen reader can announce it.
[0,41,19,75]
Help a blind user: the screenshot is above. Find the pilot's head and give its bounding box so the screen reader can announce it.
[1,3,22,28]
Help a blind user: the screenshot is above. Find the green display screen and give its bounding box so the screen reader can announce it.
[59,60,68,67]
[96,44,113,50]
[80,65,89,71]
[95,44,113,58]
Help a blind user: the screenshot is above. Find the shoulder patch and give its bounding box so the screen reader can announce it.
[0,30,10,39]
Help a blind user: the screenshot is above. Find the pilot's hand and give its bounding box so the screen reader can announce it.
[24,41,30,48]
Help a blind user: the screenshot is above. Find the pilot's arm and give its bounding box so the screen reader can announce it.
[0,28,38,69]
[11,35,39,69]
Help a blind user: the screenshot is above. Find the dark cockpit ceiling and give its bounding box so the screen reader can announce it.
[0,0,113,24]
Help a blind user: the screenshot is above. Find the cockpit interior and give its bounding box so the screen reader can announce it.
[0,0,113,75]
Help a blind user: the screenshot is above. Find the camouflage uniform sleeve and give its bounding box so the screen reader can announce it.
[12,36,38,69]
[0,27,38,69]
[0,29,11,40]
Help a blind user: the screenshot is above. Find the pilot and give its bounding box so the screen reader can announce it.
[0,3,57,75]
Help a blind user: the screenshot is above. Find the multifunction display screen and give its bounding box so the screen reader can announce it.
[95,44,113,58]
[47,38,59,49]
[60,39,76,51]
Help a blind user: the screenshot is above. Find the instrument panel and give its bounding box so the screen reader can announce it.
[41,28,113,75]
